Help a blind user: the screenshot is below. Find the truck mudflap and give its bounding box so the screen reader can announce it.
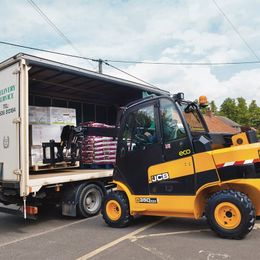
[62,181,107,217]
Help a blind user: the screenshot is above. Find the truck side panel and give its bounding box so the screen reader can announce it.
[0,62,21,184]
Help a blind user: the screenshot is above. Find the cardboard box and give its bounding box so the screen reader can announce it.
[29,125,63,166]
[30,145,43,166]
[31,125,63,146]
[29,106,76,126]
[29,106,76,167]
[49,107,76,126]
[29,106,50,124]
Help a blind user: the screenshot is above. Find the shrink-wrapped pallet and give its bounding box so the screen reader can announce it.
[80,122,117,166]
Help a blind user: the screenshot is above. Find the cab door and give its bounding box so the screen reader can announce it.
[115,100,163,195]
[148,98,195,195]
[160,98,193,161]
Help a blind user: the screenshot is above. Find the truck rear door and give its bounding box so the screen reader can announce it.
[0,62,22,187]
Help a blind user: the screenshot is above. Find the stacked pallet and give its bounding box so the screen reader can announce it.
[80,122,117,166]
[29,106,76,169]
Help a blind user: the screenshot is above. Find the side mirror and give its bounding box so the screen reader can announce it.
[173,92,184,101]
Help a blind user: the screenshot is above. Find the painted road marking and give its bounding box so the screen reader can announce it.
[78,220,260,259]
[76,217,168,260]
[0,216,98,248]
[254,223,260,229]
[131,222,260,241]
[1,217,259,254]
[199,250,230,260]
[132,239,173,260]
[132,228,211,240]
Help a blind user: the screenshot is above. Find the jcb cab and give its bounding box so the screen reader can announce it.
[102,93,260,239]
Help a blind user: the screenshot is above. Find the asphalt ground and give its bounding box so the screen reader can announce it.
[0,207,260,260]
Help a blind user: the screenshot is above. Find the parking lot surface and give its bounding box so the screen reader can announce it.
[0,207,260,260]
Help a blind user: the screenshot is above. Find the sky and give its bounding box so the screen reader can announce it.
[0,0,260,107]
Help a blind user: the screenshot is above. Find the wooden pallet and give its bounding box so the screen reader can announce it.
[81,163,114,170]
[30,161,80,172]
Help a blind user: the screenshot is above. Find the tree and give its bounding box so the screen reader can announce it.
[210,101,218,114]
[219,98,238,122]
[236,97,249,126]
[248,100,260,128]
[219,97,259,140]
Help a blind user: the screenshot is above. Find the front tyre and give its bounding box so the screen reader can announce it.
[205,190,255,239]
[102,191,133,228]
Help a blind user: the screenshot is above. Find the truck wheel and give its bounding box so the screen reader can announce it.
[205,190,255,239]
[102,191,133,228]
[77,184,104,218]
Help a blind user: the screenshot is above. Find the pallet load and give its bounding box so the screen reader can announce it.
[29,106,76,170]
[80,122,117,168]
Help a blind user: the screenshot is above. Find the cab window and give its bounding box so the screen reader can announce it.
[160,99,186,142]
[179,102,207,133]
[122,105,158,152]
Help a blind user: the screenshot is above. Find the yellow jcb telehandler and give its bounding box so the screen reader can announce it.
[101,93,260,239]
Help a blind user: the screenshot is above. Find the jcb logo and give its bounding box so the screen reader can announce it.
[179,149,191,157]
[151,172,169,183]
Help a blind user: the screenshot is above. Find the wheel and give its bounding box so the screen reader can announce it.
[205,190,255,239]
[77,184,104,218]
[101,191,133,228]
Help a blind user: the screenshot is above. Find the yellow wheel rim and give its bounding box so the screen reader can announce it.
[214,202,241,229]
[106,200,122,221]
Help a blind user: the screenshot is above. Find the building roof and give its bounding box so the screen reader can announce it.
[217,116,241,127]
[203,112,240,134]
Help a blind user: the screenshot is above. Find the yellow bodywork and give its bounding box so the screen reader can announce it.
[232,132,249,146]
[114,142,260,219]
[212,143,260,165]
[115,181,196,218]
[148,157,194,184]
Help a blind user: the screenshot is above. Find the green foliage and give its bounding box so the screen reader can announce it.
[219,98,238,122]
[218,98,260,137]
[210,101,218,114]
[196,97,259,136]
[236,97,249,125]
[248,100,260,128]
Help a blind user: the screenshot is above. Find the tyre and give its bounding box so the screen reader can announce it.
[77,184,104,218]
[101,191,133,228]
[205,190,255,239]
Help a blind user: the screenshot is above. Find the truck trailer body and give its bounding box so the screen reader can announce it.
[0,53,168,218]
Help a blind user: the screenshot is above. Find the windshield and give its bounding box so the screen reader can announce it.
[178,102,207,133]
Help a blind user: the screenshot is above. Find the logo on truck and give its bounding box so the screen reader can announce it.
[151,172,170,183]
[3,136,9,149]
[179,149,191,157]
[0,85,16,117]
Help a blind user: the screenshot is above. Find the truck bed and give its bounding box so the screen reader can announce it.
[28,168,113,193]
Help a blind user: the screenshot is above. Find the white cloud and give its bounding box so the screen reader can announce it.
[105,57,260,107]
[0,0,260,107]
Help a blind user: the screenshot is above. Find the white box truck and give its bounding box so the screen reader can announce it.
[0,53,168,219]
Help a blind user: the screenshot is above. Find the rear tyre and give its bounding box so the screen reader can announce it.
[102,191,133,228]
[78,184,104,218]
[205,190,255,239]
